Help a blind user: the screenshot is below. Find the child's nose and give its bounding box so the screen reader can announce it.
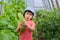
[27,14,29,17]
[28,14,30,16]
[27,15,29,17]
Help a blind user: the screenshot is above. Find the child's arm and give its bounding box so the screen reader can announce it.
[16,22,22,32]
[27,24,35,31]
[24,21,36,31]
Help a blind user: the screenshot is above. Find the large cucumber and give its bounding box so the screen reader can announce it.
[18,13,25,32]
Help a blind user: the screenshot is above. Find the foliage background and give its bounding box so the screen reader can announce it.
[37,9,60,40]
[0,0,26,40]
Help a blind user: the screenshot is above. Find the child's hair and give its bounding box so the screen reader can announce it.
[23,10,34,20]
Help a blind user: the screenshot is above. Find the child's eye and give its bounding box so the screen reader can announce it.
[27,13,29,14]
[30,14,32,15]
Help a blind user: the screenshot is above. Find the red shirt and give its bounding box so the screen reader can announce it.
[19,20,35,40]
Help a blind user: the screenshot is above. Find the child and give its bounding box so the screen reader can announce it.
[16,7,36,40]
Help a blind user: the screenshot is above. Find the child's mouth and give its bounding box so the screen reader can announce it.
[26,17,29,20]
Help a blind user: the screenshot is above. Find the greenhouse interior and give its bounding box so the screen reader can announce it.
[0,0,60,40]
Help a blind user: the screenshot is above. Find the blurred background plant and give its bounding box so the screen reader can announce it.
[0,0,26,40]
[37,8,60,40]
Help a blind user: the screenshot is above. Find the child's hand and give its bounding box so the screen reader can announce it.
[16,22,23,33]
[23,21,35,31]
[22,21,28,26]
[18,22,22,28]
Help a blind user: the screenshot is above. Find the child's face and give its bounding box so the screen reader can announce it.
[24,12,33,21]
